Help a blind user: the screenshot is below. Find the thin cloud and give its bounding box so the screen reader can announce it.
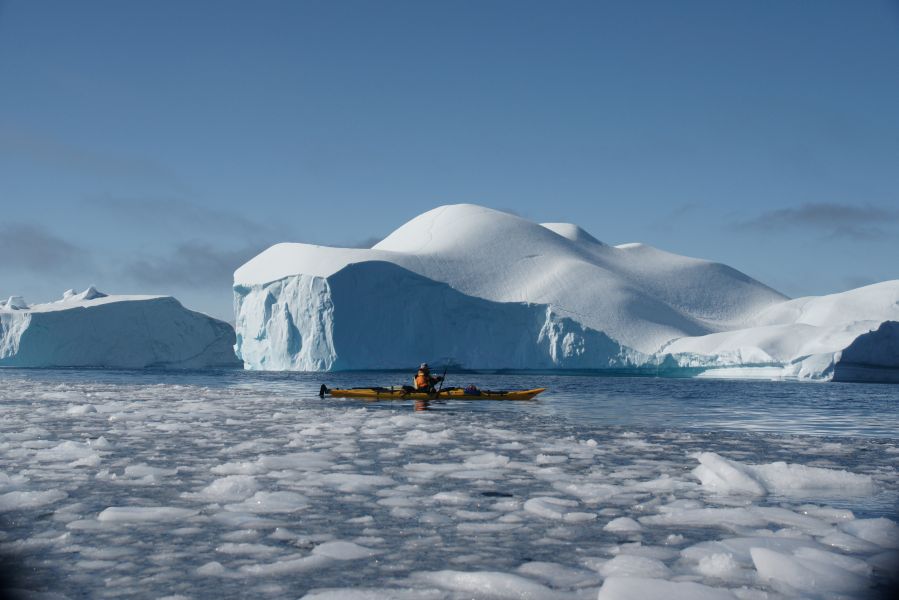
[124,242,263,289]
[733,202,899,240]
[85,196,286,241]
[0,223,89,272]
[0,126,189,193]
[650,202,701,231]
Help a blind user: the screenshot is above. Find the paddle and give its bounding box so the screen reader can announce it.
[432,366,448,399]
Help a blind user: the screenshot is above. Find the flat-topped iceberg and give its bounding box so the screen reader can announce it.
[234,204,899,381]
[1,287,240,369]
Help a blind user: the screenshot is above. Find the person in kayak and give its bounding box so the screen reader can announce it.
[414,363,443,392]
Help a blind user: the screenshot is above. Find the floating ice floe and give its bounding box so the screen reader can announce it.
[691,451,877,497]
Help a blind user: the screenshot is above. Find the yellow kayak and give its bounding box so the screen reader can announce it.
[319,385,546,401]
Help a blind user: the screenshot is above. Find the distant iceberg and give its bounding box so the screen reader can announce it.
[0,288,240,369]
[233,204,899,381]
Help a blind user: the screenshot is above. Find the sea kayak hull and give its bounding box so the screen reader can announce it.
[321,386,546,401]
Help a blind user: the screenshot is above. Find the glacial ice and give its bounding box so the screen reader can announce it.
[596,577,739,600]
[0,288,240,368]
[234,204,899,380]
[691,451,876,497]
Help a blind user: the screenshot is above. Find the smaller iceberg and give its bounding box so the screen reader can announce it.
[0,288,240,369]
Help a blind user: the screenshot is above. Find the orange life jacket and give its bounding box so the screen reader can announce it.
[414,371,430,389]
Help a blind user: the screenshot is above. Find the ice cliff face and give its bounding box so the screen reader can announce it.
[1,288,240,369]
[234,261,638,371]
[234,204,899,381]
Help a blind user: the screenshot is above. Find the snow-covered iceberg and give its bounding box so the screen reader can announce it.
[233,204,899,381]
[1,287,240,369]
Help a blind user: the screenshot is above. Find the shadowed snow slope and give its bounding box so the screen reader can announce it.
[0,289,240,369]
[234,204,899,379]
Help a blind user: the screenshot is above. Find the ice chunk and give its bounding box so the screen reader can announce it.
[691,452,766,495]
[604,517,643,532]
[640,506,767,529]
[691,451,875,498]
[751,547,870,594]
[799,505,854,522]
[819,530,883,553]
[793,546,871,575]
[97,506,198,523]
[312,541,380,560]
[412,569,566,599]
[215,542,281,556]
[400,429,452,446]
[0,489,68,512]
[552,481,619,503]
[196,561,227,576]
[431,491,472,505]
[695,553,742,580]
[523,496,594,522]
[597,576,738,600]
[241,554,333,576]
[34,441,101,466]
[319,473,395,493]
[840,517,899,549]
[193,475,259,502]
[123,464,177,478]
[751,461,876,496]
[302,589,445,600]
[598,555,671,579]
[224,491,309,514]
[682,536,827,567]
[516,561,601,589]
[463,452,511,469]
[88,436,112,449]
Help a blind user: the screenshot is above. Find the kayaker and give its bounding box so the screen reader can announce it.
[414,363,443,392]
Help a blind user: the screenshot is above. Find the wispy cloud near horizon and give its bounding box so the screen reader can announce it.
[0,125,191,193]
[123,241,264,289]
[732,202,899,240]
[83,196,289,242]
[0,223,90,273]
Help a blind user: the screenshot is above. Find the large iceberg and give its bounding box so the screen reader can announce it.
[1,287,240,369]
[234,204,899,381]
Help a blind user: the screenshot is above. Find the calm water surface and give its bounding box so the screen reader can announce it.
[5,368,898,439]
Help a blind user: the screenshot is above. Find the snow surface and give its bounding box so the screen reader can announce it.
[1,372,897,599]
[233,204,899,380]
[0,288,240,368]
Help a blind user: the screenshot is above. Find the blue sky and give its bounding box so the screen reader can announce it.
[2,0,898,321]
